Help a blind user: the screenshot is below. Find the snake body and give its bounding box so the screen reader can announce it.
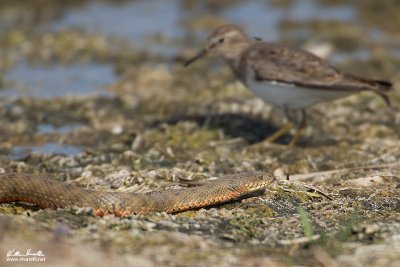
[0,172,273,217]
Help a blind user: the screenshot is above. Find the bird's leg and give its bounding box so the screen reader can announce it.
[265,122,292,143]
[265,106,293,144]
[288,110,307,147]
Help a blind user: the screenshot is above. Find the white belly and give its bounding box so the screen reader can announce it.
[246,79,355,110]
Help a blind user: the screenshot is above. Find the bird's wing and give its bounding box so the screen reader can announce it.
[248,43,362,91]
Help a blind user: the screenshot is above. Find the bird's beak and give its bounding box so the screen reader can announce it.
[184,48,208,67]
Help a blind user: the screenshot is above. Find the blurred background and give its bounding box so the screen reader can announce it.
[1,0,399,99]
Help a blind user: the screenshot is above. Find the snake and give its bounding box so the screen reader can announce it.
[0,171,273,217]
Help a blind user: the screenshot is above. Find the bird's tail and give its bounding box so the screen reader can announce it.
[345,74,393,106]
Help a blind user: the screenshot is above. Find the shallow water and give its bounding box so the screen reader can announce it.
[50,0,183,46]
[10,142,83,160]
[2,62,114,98]
[37,123,84,134]
[222,0,356,41]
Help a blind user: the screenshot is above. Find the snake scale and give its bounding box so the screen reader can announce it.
[0,171,273,217]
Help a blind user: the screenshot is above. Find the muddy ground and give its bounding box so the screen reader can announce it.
[0,1,400,266]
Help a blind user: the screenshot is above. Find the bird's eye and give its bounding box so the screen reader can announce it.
[218,38,225,43]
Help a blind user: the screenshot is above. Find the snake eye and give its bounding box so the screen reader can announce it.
[218,38,225,43]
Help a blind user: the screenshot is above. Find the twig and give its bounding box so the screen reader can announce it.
[289,162,400,182]
[277,182,333,200]
[278,234,321,245]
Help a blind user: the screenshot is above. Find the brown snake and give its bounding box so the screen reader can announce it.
[0,171,273,217]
